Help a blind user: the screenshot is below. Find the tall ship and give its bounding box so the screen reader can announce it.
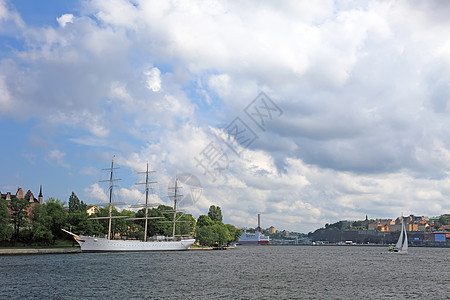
[238,214,270,245]
[63,159,195,252]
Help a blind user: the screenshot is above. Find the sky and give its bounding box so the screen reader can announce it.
[1,0,450,233]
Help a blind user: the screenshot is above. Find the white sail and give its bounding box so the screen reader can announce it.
[392,216,408,254]
[401,221,408,252]
[395,219,404,249]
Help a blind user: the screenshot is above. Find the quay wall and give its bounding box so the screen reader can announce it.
[0,248,81,255]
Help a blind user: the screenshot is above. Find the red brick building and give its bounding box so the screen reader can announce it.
[0,186,43,215]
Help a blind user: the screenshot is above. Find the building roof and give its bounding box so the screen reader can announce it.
[0,187,41,203]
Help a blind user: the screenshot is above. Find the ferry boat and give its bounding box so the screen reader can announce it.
[63,159,195,252]
[238,214,270,245]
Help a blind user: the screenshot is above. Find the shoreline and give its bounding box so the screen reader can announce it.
[2,244,446,255]
[0,246,234,255]
[0,248,82,255]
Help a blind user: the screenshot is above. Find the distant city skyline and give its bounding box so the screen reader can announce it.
[1,0,450,232]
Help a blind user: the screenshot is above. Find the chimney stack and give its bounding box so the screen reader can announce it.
[257,214,261,232]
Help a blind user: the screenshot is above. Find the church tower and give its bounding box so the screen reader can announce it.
[38,185,43,204]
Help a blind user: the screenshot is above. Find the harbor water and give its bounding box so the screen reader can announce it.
[1,246,449,299]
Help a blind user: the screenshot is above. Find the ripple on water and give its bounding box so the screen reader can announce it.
[1,246,449,299]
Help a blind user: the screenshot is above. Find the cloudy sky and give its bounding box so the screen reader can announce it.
[1,0,450,232]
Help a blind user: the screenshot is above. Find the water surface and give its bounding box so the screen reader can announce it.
[1,246,449,299]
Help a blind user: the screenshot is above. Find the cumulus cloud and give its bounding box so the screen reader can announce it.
[84,183,108,203]
[2,0,450,231]
[56,13,74,28]
[144,67,162,92]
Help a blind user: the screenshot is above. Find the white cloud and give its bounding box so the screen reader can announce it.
[46,149,70,168]
[56,14,74,28]
[51,110,110,138]
[0,0,24,30]
[144,67,162,92]
[84,183,108,203]
[2,0,450,232]
[208,74,231,99]
[109,81,133,104]
[0,75,12,113]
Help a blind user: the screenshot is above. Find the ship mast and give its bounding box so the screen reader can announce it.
[99,157,121,240]
[136,163,156,242]
[168,178,182,239]
[172,179,178,239]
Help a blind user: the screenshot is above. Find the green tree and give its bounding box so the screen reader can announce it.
[93,206,110,236]
[121,209,138,238]
[93,207,140,238]
[325,221,343,230]
[196,225,217,247]
[208,205,223,223]
[68,192,87,213]
[134,205,195,239]
[212,223,230,246]
[439,215,448,226]
[176,213,196,237]
[197,215,214,227]
[67,211,93,235]
[225,224,241,244]
[67,192,101,238]
[43,198,68,244]
[148,205,176,237]
[0,198,13,242]
[9,197,29,244]
[29,204,53,246]
[94,206,127,238]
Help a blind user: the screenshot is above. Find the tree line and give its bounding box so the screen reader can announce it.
[0,193,240,247]
[196,205,241,247]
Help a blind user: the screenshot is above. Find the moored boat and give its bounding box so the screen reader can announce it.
[238,214,270,245]
[63,159,195,252]
[62,230,194,252]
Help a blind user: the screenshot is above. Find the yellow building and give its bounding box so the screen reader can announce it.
[86,205,99,216]
[268,226,276,234]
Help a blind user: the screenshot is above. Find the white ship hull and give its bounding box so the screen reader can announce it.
[75,235,195,252]
[238,231,270,245]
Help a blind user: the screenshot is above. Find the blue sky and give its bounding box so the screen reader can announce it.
[1,0,450,232]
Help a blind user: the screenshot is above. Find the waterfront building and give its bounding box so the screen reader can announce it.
[367,215,432,232]
[0,186,43,215]
[268,226,276,234]
[438,225,450,231]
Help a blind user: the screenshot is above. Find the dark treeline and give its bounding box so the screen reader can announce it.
[0,193,240,247]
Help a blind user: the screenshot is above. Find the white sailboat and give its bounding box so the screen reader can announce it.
[63,159,195,252]
[389,215,408,254]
